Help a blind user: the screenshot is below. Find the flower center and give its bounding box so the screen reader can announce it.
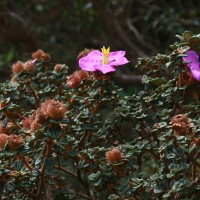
[101,46,110,64]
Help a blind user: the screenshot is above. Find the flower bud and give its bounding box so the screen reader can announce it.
[106,148,123,163]
[0,134,8,150]
[22,112,36,130]
[11,61,24,74]
[24,60,36,74]
[41,99,66,120]
[75,70,89,80]
[22,119,31,129]
[171,114,193,137]
[32,49,51,61]
[54,64,63,73]
[66,70,88,89]
[30,120,41,132]
[0,122,12,135]
[66,73,80,89]
[35,108,47,123]
[8,134,24,151]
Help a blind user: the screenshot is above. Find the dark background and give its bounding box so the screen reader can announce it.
[0,0,200,84]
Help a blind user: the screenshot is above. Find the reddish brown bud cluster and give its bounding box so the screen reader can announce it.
[8,134,24,151]
[22,109,45,133]
[32,49,51,61]
[66,70,89,89]
[77,48,94,60]
[35,108,47,123]
[22,119,31,129]
[24,60,36,74]
[0,132,24,151]
[30,121,41,133]
[0,122,12,150]
[0,122,12,135]
[1,117,24,153]
[12,60,36,74]
[106,148,123,163]
[171,114,194,137]
[22,99,66,133]
[54,64,64,73]
[41,99,66,120]
[0,134,8,150]
[12,61,24,74]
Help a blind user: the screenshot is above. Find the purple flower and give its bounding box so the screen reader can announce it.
[79,47,129,74]
[183,50,200,81]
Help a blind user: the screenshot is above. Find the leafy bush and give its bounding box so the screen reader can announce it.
[0,32,199,200]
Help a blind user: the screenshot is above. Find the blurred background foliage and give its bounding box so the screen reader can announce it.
[0,0,200,83]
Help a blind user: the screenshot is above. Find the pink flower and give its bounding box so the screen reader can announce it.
[182,50,200,81]
[79,47,129,74]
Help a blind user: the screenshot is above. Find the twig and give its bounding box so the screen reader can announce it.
[26,78,40,107]
[2,110,21,130]
[126,19,154,51]
[75,159,91,197]
[54,166,77,178]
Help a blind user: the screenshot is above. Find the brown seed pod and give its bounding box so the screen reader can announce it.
[8,134,24,151]
[24,60,36,74]
[0,134,8,150]
[106,148,123,163]
[41,99,66,120]
[32,49,51,61]
[66,70,88,89]
[171,114,194,137]
[11,61,24,74]
[54,64,63,73]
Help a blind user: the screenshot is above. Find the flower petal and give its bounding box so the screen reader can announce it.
[109,51,126,61]
[78,49,129,74]
[183,50,199,69]
[79,50,102,71]
[108,50,129,66]
[79,59,96,71]
[190,66,200,81]
[95,64,116,74]
[85,50,102,61]
[111,57,129,66]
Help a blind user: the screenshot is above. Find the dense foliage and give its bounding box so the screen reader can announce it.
[0,31,200,200]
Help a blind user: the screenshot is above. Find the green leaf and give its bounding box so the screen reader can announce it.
[78,160,90,169]
[150,78,166,86]
[5,182,16,192]
[31,169,40,177]
[182,31,193,41]
[141,191,151,200]
[163,192,171,199]
[13,160,23,171]
[46,125,62,140]
[154,186,164,194]
[175,35,183,41]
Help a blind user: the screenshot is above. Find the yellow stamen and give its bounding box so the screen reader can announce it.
[101,46,110,64]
